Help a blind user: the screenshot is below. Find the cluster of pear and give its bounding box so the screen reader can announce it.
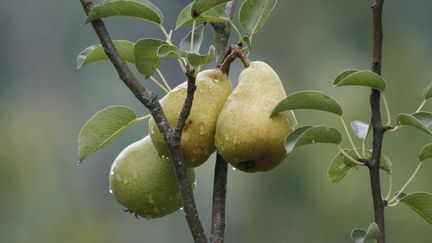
[109,62,297,218]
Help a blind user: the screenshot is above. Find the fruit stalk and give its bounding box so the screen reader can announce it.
[368,0,386,242]
[79,1,207,242]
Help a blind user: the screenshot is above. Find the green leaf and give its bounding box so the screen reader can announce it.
[334,70,386,91]
[272,90,343,116]
[176,2,229,29]
[191,0,231,17]
[77,40,135,69]
[328,149,391,184]
[350,120,369,140]
[423,82,432,100]
[285,126,342,154]
[186,45,215,66]
[157,44,186,59]
[351,223,379,243]
[334,69,358,85]
[179,24,207,53]
[78,106,137,162]
[400,192,432,225]
[419,143,432,161]
[239,0,277,40]
[85,0,163,24]
[134,38,167,78]
[242,35,252,53]
[397,112,432,135]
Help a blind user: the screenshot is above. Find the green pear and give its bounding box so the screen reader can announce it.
[215,61,297,172]
[148,69,232,168]
[109,136,195,219]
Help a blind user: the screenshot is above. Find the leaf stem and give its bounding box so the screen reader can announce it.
[337,145,363,166]
[416,99,427,112]
[340,117,361,158]
[150,76,170,93]
[388,162,423,204]
[159,24,188,73]
[382,93,391,125]
[156,68,172,91]
[384,174,393,201]
[228,21,243,43]
[135,114,151,122]
[190,20,196,53]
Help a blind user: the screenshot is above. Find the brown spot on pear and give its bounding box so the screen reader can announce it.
[215,61,297,172]
[109,136,195,219]
[148,69,232,168]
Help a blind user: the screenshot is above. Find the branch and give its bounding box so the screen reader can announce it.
[369,0,386,242]
[78,1,207,242]
[210,2,237,243]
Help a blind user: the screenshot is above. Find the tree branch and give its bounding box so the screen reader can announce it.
[78,1,207,242]
[210,2,237,243]
[369,0,386,242]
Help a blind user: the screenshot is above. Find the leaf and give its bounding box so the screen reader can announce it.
[397,112,432,135]
[85,0,163,24]
[351,223,379,243]
[350,120,369,140]
[272,90,343,116]
[419,143,432,161]
[186,45,215,66]
[134,38,167,78]
[285,126,342,154]
[176,3,229,29]
[334,70,386,91]
[400,192,432,225]
[191,0,231,17]
[328,149,391,184]
[334,69,358,85]
[77,40,135,69]
[242,35,252,53]
[157,44,186,59]
[239,0,277,40]
[179,24,207,53]
[78,106,137,162]
[423,82,432,100]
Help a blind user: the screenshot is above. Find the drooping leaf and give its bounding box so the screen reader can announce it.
[334,70,386,91]
[176,2,229,29]
[179,24,207,53]
[186,45,215,66]
[272,90,343,116]
[328,149,391,184]
[351,223,379,243]
[239,0,277,40]
[423,82,432,100]
[351,229,366,243]
[285,126,342,154]
[78,106,138,162]
[350,120,369,140]
[400,192,432,225]
[419,143,432,161]
[157,44,186,59]
[334,69,358,85]
[191,0,231,17]
[77,40,135,69]
[134,38,167,78]
[85,0,163,24]
[397,112,432,135]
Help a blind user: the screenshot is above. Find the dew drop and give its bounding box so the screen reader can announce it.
[180,207,184,211]
[232,167,237,171]
[109,189,113,194]
[199,125,205,135]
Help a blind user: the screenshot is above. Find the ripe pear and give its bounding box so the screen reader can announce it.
[109,136,195,219]
[148,69,232,168]
[215,61,297,172]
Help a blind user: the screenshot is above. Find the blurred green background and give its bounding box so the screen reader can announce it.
[1,0,432,242]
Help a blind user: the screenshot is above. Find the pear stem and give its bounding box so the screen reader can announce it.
[219,43,250,74]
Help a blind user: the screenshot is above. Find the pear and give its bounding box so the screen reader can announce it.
[109,136,195,219]
[148,69,232,168]
[215,61,297,172]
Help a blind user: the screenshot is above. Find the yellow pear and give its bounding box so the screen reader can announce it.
[148,69,232,168]
[109,136,195,219]
[215,61,297,172]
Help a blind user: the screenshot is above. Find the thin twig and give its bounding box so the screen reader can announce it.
[78,1,207,242]
[369,0,386,242]
[210,2,237,243]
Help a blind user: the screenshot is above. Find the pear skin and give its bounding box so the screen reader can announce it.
[148,69,232,168]
[215,61,297,172]
[109,136,195,219]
